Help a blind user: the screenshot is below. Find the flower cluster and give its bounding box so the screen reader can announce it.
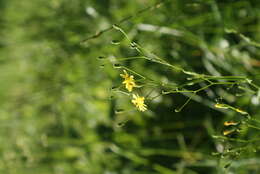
[120,70,137,92]
[131,94,147,112]
[120,70,147,112]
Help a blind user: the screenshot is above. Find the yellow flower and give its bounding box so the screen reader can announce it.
[131,94,147,111]
[120,70,137,92]
[223,129,235,136]
[224,121,238,126]
[214,103,228,109]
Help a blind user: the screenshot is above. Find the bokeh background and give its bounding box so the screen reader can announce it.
[0,0,259,173]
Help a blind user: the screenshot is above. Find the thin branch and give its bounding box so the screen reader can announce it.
[80,0,167,43]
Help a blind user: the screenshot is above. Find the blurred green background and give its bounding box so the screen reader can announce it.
[0,0,260,173]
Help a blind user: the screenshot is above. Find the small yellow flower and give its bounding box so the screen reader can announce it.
[223,129,235,136]
[214,103,228,109]
[120,70,137,92]
[131,94,147,112]
[224,121,238,126]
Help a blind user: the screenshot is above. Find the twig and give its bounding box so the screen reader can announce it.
[80,0,167,43]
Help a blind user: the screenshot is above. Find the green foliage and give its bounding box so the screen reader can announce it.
[0,0,259,174]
